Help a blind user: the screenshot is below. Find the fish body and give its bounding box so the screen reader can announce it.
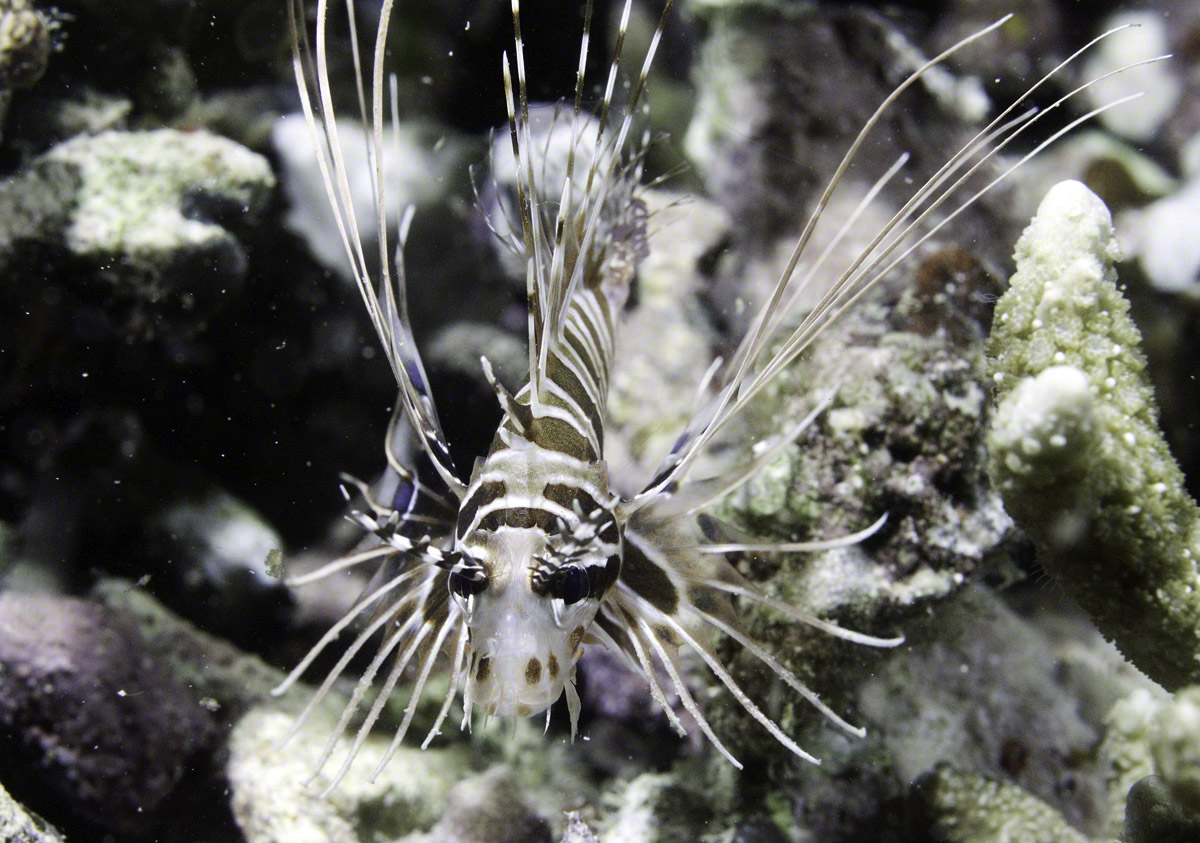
[276,0,1155,789]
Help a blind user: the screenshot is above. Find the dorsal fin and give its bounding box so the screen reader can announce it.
[503,0,674,413]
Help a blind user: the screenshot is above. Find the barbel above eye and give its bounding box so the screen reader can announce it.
[550,565,589,605]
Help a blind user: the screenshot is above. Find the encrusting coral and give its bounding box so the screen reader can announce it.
[1101,686,1200,840]
[920,765,1088,843]
[986,179,1200,691]
[0,0,49,91]
[0,0,52,141]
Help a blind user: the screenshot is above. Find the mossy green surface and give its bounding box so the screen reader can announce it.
[44,129,274,275]
[987,179,1200,691]
[0,0,51,91]
[1152,686,1200,815]
[1100,686,1200,841]
[1122,774,1200,843]
[707,291,1008,760]
[922,766,1088,843]
[1102,688,1161,837]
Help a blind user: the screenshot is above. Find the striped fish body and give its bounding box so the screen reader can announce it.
[454,222,634,717]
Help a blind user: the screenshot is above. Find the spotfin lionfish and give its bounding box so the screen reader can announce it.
[273,0,1159,790]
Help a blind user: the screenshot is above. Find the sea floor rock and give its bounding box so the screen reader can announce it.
[88,577,291,726]
[919,765,1089,843]
[0,780,65,843]
[227,705,473,843]
[0,590,214,838]
[859,586,1116,835]
[0,127,274,335]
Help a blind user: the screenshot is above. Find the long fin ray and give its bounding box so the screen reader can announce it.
[622,20,1159,519]
[290,0,464,497]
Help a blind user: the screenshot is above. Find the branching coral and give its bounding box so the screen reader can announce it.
[987,179,1200,691]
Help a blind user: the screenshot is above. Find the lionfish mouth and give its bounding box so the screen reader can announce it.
[464,647,572,719]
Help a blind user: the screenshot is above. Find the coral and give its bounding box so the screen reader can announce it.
[1101,689,1162,837]
[1100,687,1200,841]
[606,189,728,472]
[1120,166,1200,295]
[560,812,601,843]
[427,321,529,394]
[0,0,50,91]
[706,275,1011,760]
[597,773,714,843]
[682,2,991,255]
[1122,775,1200,843]
[4,2,1199,840]
[0,780,64,843]
[0,0,50,142]
[272,115,469,278]
[43,128,274,283]
[859,586,1111,833]
[1151,686,1200,814]
[406,766,552,843]
[919,766,1088,843]
[1007,130,1177,223]
[1082,11,1180,143]
[145,490,292,642]
[227,706,474,843]
[0,128,274,331]
[987,180,1200,691]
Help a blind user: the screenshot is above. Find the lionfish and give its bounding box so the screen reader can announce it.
[274,0,1156,790]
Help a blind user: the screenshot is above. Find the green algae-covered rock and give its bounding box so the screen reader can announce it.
[1151,686,1200,815]
[1101,686,1200,842]
[598,772,714,843]
[0,0,51,91]
[921,766,1087,843]
[227,705,472,843]
[1123,775,1200,843]
[987,180,1200,691]
[1101,688,1162,837]
[0,128,274,318]
[860,586,1110,832]
[44,128,274,279]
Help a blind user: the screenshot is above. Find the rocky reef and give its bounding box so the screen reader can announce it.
[2,0,1200,841]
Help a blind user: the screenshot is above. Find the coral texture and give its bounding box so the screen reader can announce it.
[0,0,50,91]
[1101,686,1200,840]
[987,179,1200,690]
[921,765,1088,843]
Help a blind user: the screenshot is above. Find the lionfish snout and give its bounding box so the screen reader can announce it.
[466,616,578,718]
[470,647,565,718]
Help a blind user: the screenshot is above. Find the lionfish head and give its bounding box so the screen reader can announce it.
[449,512,621,719]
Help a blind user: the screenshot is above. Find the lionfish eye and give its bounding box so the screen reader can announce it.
[550,565,589,605]
[448,569,487,598]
